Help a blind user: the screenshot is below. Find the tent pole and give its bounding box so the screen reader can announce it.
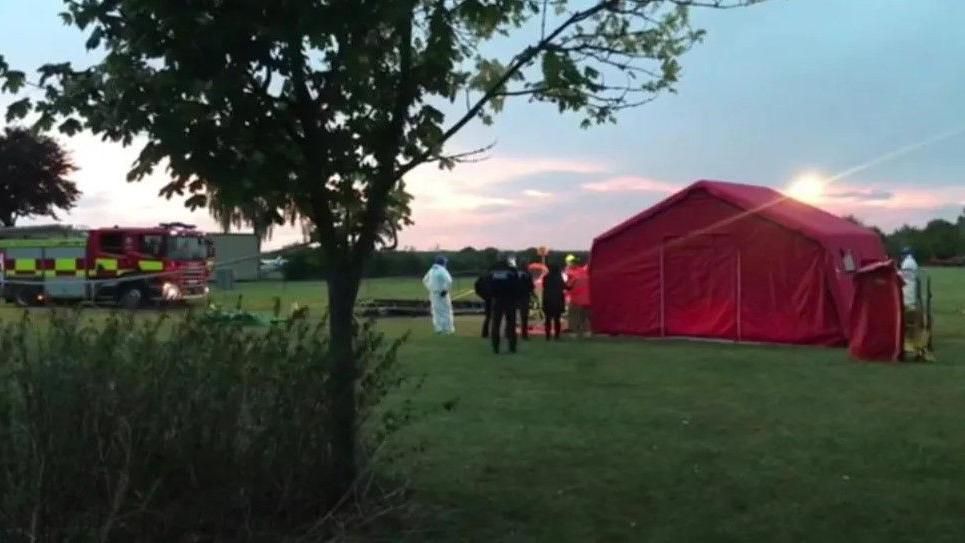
[736,251,742,343]
[660,243,666,337]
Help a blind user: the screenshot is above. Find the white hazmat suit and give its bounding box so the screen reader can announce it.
[423,263,455,334]
[900,254,919,309]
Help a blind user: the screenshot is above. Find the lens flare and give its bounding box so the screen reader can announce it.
[785,174,827,204]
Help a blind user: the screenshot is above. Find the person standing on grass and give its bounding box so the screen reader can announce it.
[474,267,493,338]
[566,262,592,338]
[541,263,567,341]
[423,255,455,335]
[488,254,521,354]
[900,246,919,309]
[516,259,535,340]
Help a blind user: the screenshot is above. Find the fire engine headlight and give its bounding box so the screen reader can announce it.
[162,282,181,300]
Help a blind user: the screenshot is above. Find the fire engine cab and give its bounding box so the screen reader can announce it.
[0,223,214,309]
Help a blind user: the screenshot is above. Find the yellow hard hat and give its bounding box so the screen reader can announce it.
[565,254,577,264]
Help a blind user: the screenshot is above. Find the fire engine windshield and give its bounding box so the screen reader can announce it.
[166,236,208,261]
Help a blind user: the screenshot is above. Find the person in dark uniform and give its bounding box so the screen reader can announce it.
[516,259,535,340]
[489,254,520,354]
[541,262,567,340]
[474,269,493,338]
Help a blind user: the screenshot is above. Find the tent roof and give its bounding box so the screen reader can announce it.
[595,179,880,246]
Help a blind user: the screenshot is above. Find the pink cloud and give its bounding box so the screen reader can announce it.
[408,155,605,188]
[523,189,553,199]
[581,176,679,194]
[404,154,604,215]
[814,180,965,230]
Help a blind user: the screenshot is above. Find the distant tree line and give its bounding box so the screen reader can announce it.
[882,215,965,263]
[844,212,965,264]
[283,246,590,280]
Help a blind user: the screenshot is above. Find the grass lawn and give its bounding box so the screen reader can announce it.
[2,270,964,541]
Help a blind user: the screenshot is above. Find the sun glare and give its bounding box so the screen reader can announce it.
[786,174,827,204]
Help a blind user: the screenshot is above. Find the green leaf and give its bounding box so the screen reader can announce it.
[541,52,563,87]
[58,118,83,136]
[6,98,31,122]
[1,70,26,93]
[185,194,208,209]
[85,27,104,50]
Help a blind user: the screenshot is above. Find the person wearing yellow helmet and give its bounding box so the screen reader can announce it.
[564,254,579,285]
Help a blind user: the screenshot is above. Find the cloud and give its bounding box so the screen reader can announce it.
[407,155,605,191]
[581,176,679,194]
[815,180,965,231]
[825,189,894,202]
[394,153,609,248]
[404,153,602,215]
[427,194,517,211]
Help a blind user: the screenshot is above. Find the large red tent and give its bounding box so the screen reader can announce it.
[590,180,888,346]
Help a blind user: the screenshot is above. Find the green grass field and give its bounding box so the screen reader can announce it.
[3,270,965,541]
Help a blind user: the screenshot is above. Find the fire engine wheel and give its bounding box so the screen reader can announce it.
[13,286,43,308]
[118,285,147,310]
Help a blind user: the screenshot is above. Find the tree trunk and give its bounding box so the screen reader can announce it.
[325,262,362,507]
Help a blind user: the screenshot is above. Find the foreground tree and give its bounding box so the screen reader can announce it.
[0,127,80,227]
[1,0,760,503]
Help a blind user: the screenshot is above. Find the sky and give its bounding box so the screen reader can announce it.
[1,0,964,250]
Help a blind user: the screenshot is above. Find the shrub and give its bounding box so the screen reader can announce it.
[0,311,415,542]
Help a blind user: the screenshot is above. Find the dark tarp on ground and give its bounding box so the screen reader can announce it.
[590,180,888,346]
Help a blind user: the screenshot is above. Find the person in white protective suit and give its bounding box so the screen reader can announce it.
[423,255,455,334]
[900,247,919,309]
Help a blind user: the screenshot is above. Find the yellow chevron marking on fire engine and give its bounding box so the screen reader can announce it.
[55,258,76,272]
[14,259,37,273]
[139,261,164,272]
[95,258,118,271]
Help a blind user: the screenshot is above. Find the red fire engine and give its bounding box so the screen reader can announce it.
[0,223,214,308]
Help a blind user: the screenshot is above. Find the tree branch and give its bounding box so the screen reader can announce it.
[395,0,621,180]
[437,141,497,164]
[671,0,762,7]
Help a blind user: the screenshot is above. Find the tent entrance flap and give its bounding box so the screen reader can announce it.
[662,235,739,340]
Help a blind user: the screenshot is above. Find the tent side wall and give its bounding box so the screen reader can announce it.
[849,262,903,361]
[591,190,847,345]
